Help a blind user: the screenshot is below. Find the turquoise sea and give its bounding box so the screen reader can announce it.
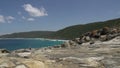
[0,38,64,51]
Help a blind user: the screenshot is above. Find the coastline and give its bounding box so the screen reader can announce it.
[0,38,68,41]
[0,36,120,68]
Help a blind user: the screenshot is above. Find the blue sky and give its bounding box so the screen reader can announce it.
[0,0,120,35]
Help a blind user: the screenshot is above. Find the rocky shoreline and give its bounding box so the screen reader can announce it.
[0,27,120,68]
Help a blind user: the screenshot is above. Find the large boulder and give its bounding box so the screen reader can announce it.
[111,28,120,34]
[61,41,70,48]
[100,35,107,41]
[84,36,91,42]
[0,49,10,53]
[89,30,100,39]
[100,27,110,35]
[90,30,98,37]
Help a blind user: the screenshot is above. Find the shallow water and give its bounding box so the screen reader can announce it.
[0,38,64,50]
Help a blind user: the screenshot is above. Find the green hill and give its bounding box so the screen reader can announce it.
[0,18,120,39]
[0,31,55,38]
[54,18,120,39]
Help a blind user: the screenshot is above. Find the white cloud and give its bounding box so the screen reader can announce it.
[0,15,5,23]
[23,4,48,17]
[6,16,15,23]
[27,18,35,21]
[0,15,15,23]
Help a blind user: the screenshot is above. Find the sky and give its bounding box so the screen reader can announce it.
[0,0,120,35]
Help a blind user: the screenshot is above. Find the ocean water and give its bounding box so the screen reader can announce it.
[0,38,64,51]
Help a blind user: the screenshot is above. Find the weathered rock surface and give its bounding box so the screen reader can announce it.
[0,36,119,68]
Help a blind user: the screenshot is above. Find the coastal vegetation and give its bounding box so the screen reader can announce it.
[0,31,55,38]
[0,18,120,39]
